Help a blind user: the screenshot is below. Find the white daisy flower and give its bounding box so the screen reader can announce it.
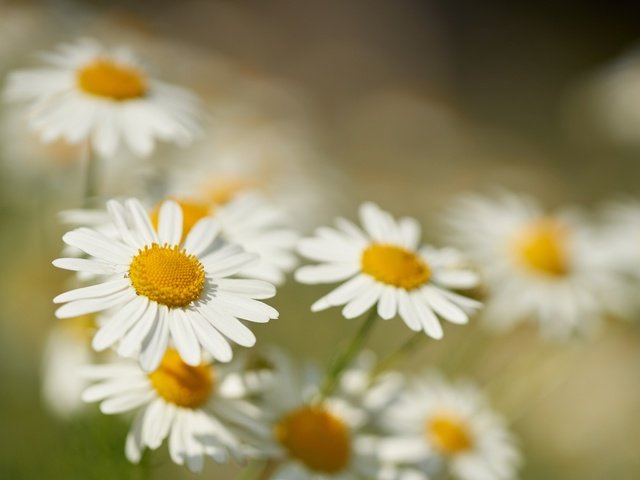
[296,202,482,339]
[60,192,299,286]
[52,198,278,371]
[443,192,625,338]
[41,315,95,418]
[4,38,201,158]
[378,375,521,480]
[82,348,268,472]
[260,349,380,479]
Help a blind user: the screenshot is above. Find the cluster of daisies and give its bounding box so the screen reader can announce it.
[7,37,639,480]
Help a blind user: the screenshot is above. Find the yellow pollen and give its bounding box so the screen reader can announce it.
[129,243,205,308]
[274,405,351,474]
[77,59,147,101]
[148,349,214,408]
[426,412,473,456]
[361,243,431,289]
[511,218,570,277]
[150,198,211,242]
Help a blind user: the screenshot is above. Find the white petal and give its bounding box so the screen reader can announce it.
[214,279,275,299]
[157,200,183,245]
[63,228,133,264]
[52,258,118,274]
[396,290,422,332]
[107,199,137,247]
[100,391,154,414]
[125,408,146,463]
[423,287,469,324]
[55,289,134,318]
[342,282,384,319]
[142,399,175,449]
[410,292,443,338]
[198,304,256,347]
[377,286,398,320]
[169,310,201,366]
[204,252,258,278]
[191,312,233,362]
[139,306,170,372]
[212,294,278,323]
[118,302,158,357]
[126,198,158,245]
[183,218,220,256]
[434,270,479,289]
[92,297,148,351]
[295,263,360,284]
[53,279,130,304]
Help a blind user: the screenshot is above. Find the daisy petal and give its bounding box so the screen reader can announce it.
[157,200,183,245]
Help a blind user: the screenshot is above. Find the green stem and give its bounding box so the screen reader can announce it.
[319,309,379,399]
[372,331,424,376]
[82,140,97,207]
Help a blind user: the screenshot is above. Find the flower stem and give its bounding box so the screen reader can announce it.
[82,140,97,207]
[372,331,424,376]
[319,309,379,399]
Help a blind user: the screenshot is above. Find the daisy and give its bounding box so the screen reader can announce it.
[60,191,299,286]
[41,315,95,418]
[52,198,278,371]
[82,348,268,472]
[378,375,521,480]
[4,38,201,158]
[295,202,481,339]
[149,192,299,286]
[443,192,626,338]
[260,349,381,479]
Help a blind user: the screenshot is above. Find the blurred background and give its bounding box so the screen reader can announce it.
[1,0,640,479]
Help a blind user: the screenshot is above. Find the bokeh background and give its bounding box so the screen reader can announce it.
[1,1,640,479]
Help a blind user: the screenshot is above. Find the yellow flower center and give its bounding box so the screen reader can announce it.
[148,349,214,408]
[361,244,431,289]
[511,218,569,277]
[426,412,473,456]
[274,405,351,474]
[150,199,211,242]
[77,59,147,101]
[129,243,205,308]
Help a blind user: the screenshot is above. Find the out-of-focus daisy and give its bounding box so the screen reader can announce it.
[41,315,95,418]
[150,193,299,286]
[4,38,201,158]
[444,192,625,338]
[600,199,640,276]
[167,112,346,231]
[260,349,380,479]
[296,202,481,339]
[82,348,267,472]
[378,375,521,480]
[53,198,278,371]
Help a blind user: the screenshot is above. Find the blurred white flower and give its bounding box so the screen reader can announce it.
[259,349,381,479]
[82,348,267,472]
[378,375,520,480]
[444,192,626,338]
[41,315,95,418]
[53,198,278,371]
[296,202,481,339]
[4,38,201,158]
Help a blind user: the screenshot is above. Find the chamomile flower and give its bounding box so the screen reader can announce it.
[296,202,481,339]
[443,192,624,338]
[53,198,278,372]
[82,349,268,472]
[378,375,521,480]
[4,38,201,158]
[150,192,299,286]
[261,350,380,479]
[41,315,95,418]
